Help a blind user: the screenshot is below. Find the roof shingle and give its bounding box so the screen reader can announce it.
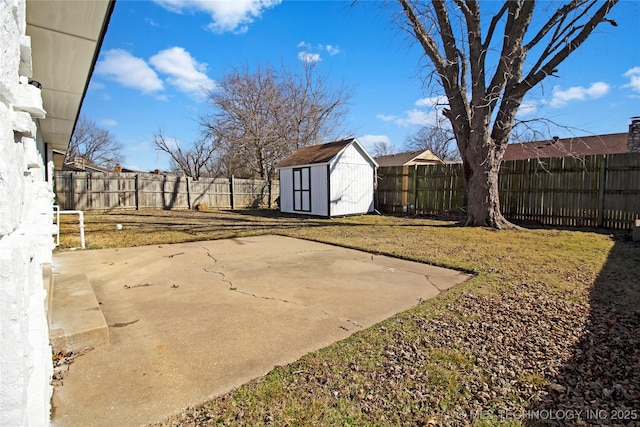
[503,133,628,161]
[277,139,354,168]
[375,149,443,167]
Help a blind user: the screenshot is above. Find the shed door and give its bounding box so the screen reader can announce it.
[293,167,311,212]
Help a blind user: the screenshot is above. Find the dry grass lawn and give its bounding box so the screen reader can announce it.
[56,209,640,426]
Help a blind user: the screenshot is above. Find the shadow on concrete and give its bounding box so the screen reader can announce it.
[525,235,640,425]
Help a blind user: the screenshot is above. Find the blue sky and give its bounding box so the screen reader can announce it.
[81,0,640,172]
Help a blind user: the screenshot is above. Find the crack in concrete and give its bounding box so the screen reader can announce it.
[110,319,139,328]
[164,252,185,258]
[363,255,451,293]
[424,274,446,292]
[123,283,152,289]
[202,267,235,289]
[202,247,218,263]
[200,247,363,331]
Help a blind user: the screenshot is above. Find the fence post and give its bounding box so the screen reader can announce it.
[186,177,191,209]
[230,175,235,209]
[135,174,140,210]
[525,159,531,219]
[412,165,418,214]
[597,155,607,227]
[71,172,76,210]
[85,173,91,210]
[401,166,408,209]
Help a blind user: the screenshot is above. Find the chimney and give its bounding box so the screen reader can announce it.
[114,164,122,173]
[629,117,640,153]
[73,156,85,170]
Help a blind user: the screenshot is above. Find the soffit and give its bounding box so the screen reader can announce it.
[26,0,113,151]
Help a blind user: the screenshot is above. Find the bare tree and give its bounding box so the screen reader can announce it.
[66,116,124,168]
[200,62,353,180]
[405,124,459,162]
[152,130,216,180]
[206,148,255,179]
[397,0,619,228]
[372,140,396,157]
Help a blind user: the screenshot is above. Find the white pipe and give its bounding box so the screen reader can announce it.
[59,210,85,249]
[53,205,60,247]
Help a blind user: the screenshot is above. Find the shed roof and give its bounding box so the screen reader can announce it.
[277,138,375,168]
[503,133,628,161]
[375,149,443,167]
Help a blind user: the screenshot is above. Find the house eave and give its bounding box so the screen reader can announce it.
[26,0,115,153]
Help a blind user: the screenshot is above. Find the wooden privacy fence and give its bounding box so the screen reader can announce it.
[377,153,640,229]
[54,171,279,211]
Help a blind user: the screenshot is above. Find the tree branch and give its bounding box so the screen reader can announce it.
[517,0,618,95]
[482,2,509,51]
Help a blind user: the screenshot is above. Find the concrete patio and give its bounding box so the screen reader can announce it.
[50,235,471,426]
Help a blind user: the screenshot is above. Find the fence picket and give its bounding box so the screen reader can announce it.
[54,171,279,211]
[54,153,639,229]
[377,153,640,229]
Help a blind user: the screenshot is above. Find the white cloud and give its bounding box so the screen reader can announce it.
[88,81,106,91]
[378,96,446,128]
[358,134,391,145]
[324,45,340,56]
[95,49,164,94]
[100,119,118,127]
[376,114,397,122]
[548,82,610,108]
[154,0,281,34]
[396,109,436,127]
[414,95,448,108]
[357,134,393,155]
[150,47,217,100]
[298,51,321,64]
[516,101,537,117]
[623,66,640,94]
[162,136,182,151]
[297,42,340,63]
[128,141,153,153]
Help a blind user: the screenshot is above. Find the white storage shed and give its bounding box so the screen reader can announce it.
[277,138,378,217]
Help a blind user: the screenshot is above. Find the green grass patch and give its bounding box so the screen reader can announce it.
[56,209,639,426]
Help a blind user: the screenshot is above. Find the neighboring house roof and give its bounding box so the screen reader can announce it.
[277,138,378,168]
[121,167,144,173]
[62,158,111,173]
[503,133,628,161]
[375,149,444,167]
[62,163,111,173]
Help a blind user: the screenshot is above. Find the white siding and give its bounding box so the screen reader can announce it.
[334,143,372,166]
[329,161,375,216]
[279,169,293,213]
[279,166,328,216]
[329,142,375,216]
[310,165,327,216]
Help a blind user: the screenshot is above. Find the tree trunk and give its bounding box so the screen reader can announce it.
[461,136,517,229]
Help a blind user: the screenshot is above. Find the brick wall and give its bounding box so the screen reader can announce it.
[628,118,640,153]
[0,0,54,425]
